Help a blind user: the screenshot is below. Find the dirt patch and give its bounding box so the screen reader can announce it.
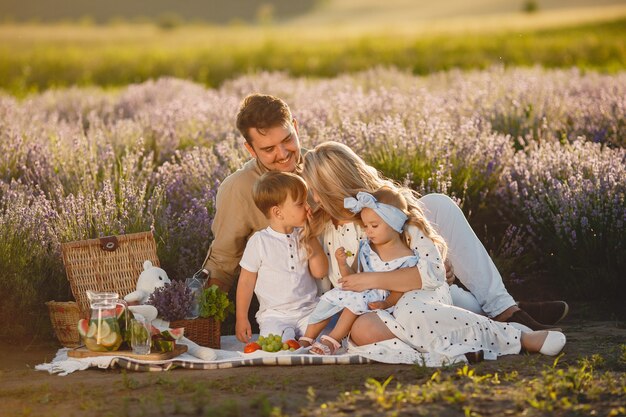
[1,315,625,417]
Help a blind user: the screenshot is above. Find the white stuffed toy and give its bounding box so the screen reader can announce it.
[124,260,170,323]
[125,260,171,304]
[124,260,217,361]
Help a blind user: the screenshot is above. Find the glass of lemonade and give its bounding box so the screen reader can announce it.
[130,316,151,355]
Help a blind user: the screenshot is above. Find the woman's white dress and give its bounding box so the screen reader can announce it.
[321,221,523,366]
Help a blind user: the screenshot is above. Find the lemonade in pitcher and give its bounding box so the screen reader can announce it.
[81,291,127,352]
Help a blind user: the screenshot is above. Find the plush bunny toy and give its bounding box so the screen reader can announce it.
[124,260,170,323]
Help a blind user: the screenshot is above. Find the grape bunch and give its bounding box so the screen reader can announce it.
[258,333,291,352]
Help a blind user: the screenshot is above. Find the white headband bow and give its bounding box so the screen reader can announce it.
[344,192,408,233]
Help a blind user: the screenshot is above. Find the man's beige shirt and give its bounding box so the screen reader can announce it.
[202,158,270,291]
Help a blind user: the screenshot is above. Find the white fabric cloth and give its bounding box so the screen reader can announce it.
[239,226,318,332]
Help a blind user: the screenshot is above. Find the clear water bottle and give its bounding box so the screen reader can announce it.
[185,268,209,319]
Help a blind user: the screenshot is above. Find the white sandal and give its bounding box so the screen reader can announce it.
[298,336,315,347]
[311,335,341,356]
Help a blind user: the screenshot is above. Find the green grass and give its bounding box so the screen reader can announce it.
[0,17,624,96]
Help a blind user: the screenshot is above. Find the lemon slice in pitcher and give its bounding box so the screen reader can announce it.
[97,320,112,339]
[101,331,119,347]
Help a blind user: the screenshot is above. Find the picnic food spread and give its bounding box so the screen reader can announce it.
[244,334,301,353]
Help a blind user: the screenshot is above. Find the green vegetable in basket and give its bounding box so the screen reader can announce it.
[198,285,234,322]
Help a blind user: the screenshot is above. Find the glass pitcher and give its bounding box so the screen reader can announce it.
[84,291,128,352]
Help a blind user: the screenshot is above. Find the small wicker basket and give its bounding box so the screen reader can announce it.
[170,317,221,349]
[46,301,82,347]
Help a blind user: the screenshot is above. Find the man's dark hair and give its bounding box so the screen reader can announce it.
[236,94,293,145]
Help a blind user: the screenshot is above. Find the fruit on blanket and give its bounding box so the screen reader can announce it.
[153,339,175,352]
[77,319,90,338]
[256,333,292,352]
[286,339,301,350]
[244,342,262,353]
[150,324,162,337]
[161,328,184,341]
[345,251,354,257]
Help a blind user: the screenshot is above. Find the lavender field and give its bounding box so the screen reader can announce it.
[1,66,624,340]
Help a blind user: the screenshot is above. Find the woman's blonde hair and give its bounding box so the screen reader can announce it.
[302,141,447,259]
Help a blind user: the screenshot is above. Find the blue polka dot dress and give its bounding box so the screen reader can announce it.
[309,240,419,323]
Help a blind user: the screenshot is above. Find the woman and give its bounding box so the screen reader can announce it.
[302,141,565,365]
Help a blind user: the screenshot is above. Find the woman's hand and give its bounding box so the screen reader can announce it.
[444,258,455,285]
[338,272,376,292]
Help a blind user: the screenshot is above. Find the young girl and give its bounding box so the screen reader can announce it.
[301,187,443,355]
[300,141,566,365]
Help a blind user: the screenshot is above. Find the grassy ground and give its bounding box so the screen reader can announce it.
[1,10,625,96]
[1,309,624,417]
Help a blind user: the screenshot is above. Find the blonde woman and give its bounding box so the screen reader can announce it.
[302,141,566,364]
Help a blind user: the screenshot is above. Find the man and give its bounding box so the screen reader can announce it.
[202,93,568,330]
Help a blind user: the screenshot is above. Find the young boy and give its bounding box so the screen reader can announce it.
[235,171,328,343]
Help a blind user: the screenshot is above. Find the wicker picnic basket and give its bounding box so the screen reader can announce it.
[46,300,81,347]
[61,231,160,318]
[59,231,221,349]
[170,317,221,349]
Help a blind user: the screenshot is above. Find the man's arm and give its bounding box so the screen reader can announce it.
[202,169,266,292]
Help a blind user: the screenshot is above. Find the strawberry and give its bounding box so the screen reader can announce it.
[244,342,262,353]
[286,339,301,350]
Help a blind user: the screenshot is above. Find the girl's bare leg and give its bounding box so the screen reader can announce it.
[312,309,358,354]
[301,319,331,346]
[350,312,395,346]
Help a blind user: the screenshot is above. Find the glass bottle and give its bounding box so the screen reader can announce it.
[185,268,209,319]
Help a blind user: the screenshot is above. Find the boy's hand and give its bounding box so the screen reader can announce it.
[236,319,252,343]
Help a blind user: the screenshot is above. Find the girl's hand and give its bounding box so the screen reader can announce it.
[335,247,348,263]
[338,272,375,292]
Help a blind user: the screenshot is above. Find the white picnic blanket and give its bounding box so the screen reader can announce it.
[35,335,374,375]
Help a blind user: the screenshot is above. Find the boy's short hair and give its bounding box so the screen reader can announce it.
[236,94,293,145]
[253,171,307,218]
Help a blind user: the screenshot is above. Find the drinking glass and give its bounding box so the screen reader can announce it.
[130,316,151,355]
